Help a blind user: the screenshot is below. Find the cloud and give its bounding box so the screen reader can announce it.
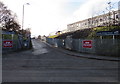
[26,0,68,36]
[2,0,68,36]
[70,0,119,22]
[1,0,119,36]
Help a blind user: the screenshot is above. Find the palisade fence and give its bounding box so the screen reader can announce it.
[46,38,120,56]
[2,30,32,53]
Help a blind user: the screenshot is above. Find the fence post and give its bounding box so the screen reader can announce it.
[78,39,80,52]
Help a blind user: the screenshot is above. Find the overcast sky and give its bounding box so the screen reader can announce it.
[1,0,119,37]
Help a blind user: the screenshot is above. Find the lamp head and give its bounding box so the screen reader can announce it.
[26,3,30,5]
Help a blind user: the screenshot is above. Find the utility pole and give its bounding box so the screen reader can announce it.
[103,11,106,26]
[108,1,112,27]
[118,1,120,25]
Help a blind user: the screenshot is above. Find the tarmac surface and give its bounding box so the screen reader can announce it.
[2,39,119,82]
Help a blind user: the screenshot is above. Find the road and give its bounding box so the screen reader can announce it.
[2,39,118,82]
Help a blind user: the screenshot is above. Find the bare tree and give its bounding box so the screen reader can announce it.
[0,1,20,32]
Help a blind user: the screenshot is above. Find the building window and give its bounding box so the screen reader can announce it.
[100,18,103,22]
[116,15,118,19]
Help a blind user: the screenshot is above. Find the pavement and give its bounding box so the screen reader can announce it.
[45,41,120,62]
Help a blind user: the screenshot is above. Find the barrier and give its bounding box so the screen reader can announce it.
[46,38,119,56]
[2,30,32,53]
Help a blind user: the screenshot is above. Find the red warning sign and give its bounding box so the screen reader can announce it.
[3,41,13,47]
[83,40,92,48]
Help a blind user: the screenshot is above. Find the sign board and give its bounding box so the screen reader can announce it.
[96,31,120,36]
[3,41,13,47]
[83,40,92,48]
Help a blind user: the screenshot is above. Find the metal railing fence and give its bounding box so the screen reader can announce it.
[2,30,32,53]
[46,38,119,56]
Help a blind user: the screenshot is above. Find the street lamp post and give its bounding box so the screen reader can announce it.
[21,3,30,49]
[22,3,30,34]
[22,4,24,33]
